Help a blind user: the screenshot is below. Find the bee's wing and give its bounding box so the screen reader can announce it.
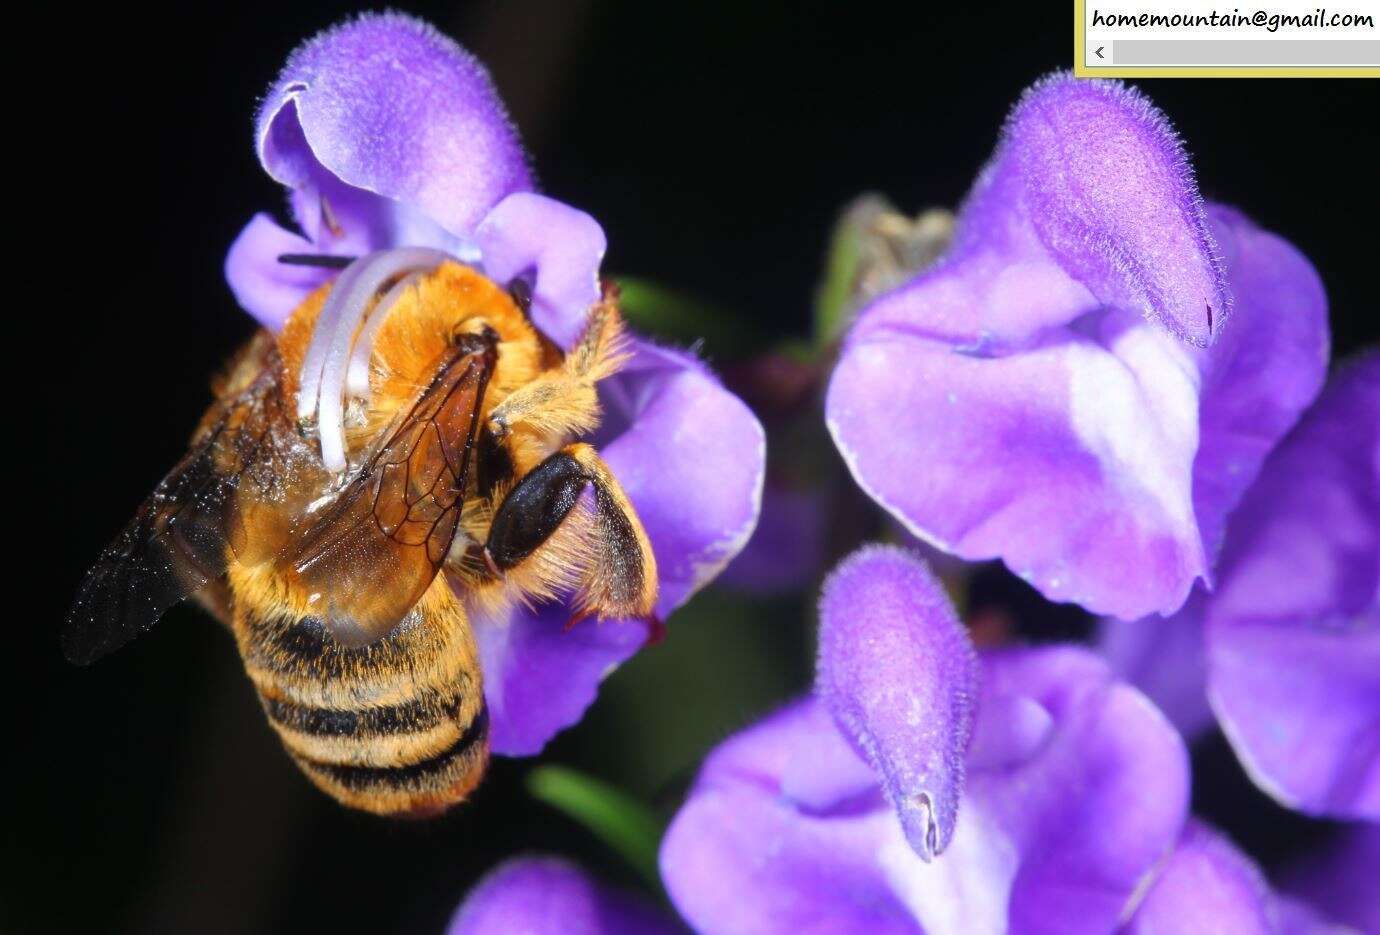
[64,355,296,665]
[288,337,496,646]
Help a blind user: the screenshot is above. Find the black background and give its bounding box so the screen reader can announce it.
[19,2,1378,932]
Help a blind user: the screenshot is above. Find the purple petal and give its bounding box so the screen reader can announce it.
[828,309,1207,619]
[1125,821,1275,935]
[256,12,530,245]
[910,647,1191,934]
[474,192,606,351]
[1191,203,1330,563]
[471,601,646,757]
[661,700,916,935]
[816,545,979,860]
[224,213,336,331]
[448,856,680,935]
[718,483,828,595]
[1280,826,1380,934]
[1205,354,1380,819]
[600,342,766,614]
[1097,591,1216,740]
[474,343,764,756]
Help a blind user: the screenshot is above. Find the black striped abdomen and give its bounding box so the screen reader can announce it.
[233,576,488,817]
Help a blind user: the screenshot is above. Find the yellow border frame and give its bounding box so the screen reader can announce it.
[1073,0,1380,77]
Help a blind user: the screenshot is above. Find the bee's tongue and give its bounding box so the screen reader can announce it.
[296,247,454,472]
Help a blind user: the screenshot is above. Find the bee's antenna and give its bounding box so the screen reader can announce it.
[277,253,357,269]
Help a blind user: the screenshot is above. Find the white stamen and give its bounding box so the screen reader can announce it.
[297,247,455,472]
[345,271,424,399]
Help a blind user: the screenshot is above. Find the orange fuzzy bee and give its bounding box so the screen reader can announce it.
[65,252,657,816]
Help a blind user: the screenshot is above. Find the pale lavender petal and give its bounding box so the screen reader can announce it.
[1097,591,1216,740]
[661,700,916,935]
[1280,826,1380,934]
[474,192,606,351]
[470,601,645,757]
[473,344,763,756]
[256,12,531,245]
[449,856,680,935]
[1206,354,1380,819]
[1191,204,1330,563]
[1125,821,1274,935]
[817,545,979,860]
[828,311,1206,620]
[224,213,336,331]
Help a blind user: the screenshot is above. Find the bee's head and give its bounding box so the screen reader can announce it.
[278,250,534,473]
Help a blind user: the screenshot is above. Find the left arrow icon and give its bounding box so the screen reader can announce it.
[1095,45,1105,59]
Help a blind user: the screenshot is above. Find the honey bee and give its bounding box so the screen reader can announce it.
[65,251,658,817]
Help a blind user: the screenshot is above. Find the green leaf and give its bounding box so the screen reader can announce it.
[615,276,762,357]
[527,764,665,889]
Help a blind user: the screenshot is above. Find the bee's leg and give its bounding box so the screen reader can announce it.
[486,299,627,441]
[483,442,658,626]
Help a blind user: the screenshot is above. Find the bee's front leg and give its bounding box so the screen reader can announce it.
[483,443,658,626]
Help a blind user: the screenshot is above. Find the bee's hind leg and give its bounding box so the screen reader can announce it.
[483,442,659,632]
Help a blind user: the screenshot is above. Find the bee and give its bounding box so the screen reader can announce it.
[65,251,658,817]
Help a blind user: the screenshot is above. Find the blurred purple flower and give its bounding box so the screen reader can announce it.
[1280,825,1380,933]
[826,74,1329,620]
[1103,353,1379,820]
[447,856,682,935]
[223,13,764,755]
[1125,820,1350,935]
[661,546,1191,935]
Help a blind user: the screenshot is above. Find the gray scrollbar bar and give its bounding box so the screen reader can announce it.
[1111,39,1380,65]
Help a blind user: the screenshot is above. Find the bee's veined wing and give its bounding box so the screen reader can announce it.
[64,346,301,665]
[288,334,497,647]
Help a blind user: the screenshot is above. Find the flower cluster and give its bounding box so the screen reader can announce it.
[233,15,1374,933]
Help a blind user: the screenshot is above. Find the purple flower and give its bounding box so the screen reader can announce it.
[447,856,681,935]
[826,73,1329,620]
[660,546,1191,934]
[224,13,764,755]
[1103,353,1379,820]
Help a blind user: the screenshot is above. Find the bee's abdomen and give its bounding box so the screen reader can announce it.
[234,583,489,817]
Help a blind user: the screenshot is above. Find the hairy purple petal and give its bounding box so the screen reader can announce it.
[1206,353,1380,819]
[999,74,1227,346]
[449,856,680,935]
[256,12,531,245]
[817,546,979,860]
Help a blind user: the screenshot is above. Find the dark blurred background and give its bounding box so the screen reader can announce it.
[20,1,1378,932]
